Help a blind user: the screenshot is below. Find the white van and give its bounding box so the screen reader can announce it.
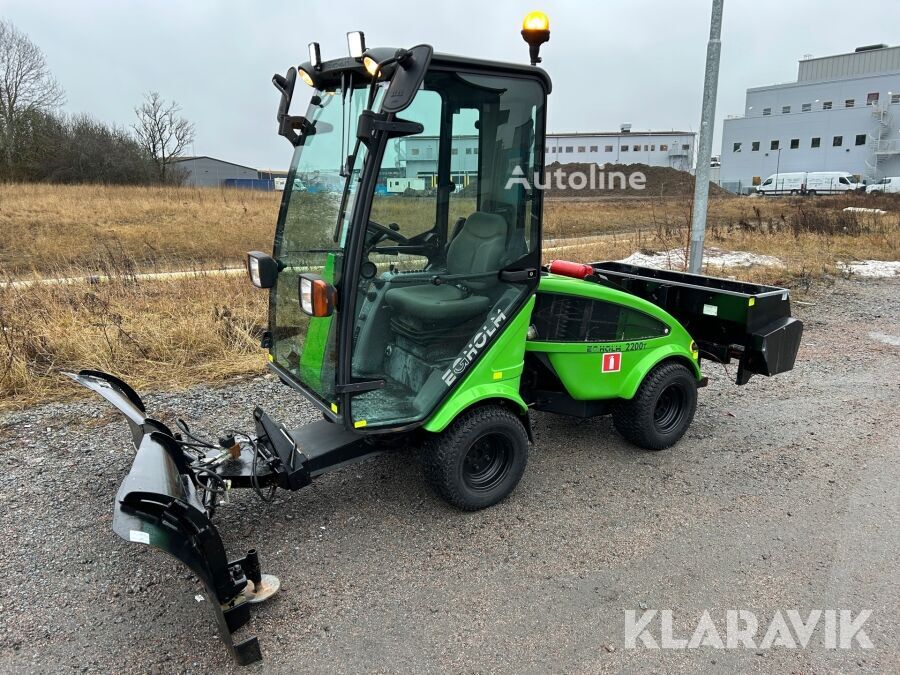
[756,171,859,196]
[866,176,900,194]
[756,172,805,195]
[804,172,859,195]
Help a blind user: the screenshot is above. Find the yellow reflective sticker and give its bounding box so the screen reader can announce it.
[267,353,274,362]
[330,403,338,413]
[354,420,367,428]
[748,297,756,306]
[493,371,503,380]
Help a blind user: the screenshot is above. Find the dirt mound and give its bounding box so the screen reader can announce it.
[544,162,731,198]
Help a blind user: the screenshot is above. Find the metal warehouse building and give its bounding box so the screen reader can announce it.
[171,156,259,187]
[721,44,900,193]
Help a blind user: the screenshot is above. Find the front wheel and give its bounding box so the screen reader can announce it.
[420,405,529,511]
[612,361,698,450]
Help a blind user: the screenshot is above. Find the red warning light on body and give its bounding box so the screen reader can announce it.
[602,352,621,373]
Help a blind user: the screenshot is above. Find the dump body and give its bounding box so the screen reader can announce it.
[591,262,803,383]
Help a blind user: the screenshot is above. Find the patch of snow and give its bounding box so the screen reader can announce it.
[618,247,782,270]
[843,207,888,215]
[869,332,900,347]
[618,249,688,269]
[841,260,900,278]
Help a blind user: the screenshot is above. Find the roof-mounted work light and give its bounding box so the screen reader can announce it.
[297,66,316,88]
[347,31,366,60]
[361,47,402,79]
[308,42,322,70]
[363,55,380,77]
[521,11,550,66]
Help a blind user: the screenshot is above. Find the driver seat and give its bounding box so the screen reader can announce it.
[384,211,508,323]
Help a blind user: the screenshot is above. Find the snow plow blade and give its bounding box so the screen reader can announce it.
[65,370,273,666]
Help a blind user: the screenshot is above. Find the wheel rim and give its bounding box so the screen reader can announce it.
[462,433,512,492]
[653,383,687,433]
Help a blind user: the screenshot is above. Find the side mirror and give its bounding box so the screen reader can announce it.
[272,68,295,120]
[246,251,279,288]
[299,273,336,317]
[380,44,433,114]
[272,68,304,147]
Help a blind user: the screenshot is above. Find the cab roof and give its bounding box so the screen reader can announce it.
[299,49,551,94]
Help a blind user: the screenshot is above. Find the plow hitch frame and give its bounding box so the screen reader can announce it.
[65,370,279,665]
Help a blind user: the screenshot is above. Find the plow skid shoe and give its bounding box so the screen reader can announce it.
[66,370,269,665]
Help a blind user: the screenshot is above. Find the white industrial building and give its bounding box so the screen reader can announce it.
[394,128,696,189]
[545,129,696,172]
[720,44,900,193]
[398,135,480,189]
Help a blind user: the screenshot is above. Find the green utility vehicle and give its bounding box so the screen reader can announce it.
[71,16,802,665]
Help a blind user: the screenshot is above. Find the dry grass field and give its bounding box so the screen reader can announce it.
[1,183,898,409]
[3,183,899,276]
[0,183,277,277]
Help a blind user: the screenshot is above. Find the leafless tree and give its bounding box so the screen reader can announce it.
[0,19,65,175]
[132,91,195,183]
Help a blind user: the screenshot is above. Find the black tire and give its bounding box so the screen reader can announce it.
[420,405,529,511]
[612,361,697,451]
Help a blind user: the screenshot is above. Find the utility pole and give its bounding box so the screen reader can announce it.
[774,147,781,191]
[688,0,724,274]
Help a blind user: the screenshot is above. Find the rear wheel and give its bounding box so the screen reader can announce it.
[420,405,529,510]
[612,361,698,450]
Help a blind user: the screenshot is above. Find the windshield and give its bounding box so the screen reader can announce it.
[269,83,376,405]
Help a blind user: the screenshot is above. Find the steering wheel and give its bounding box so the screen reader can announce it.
[367,219,408,245]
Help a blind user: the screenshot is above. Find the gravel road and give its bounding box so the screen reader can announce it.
[1,278,898,674]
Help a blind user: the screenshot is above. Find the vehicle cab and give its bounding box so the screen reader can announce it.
[253,44,549,432]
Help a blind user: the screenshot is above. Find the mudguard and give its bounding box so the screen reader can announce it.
[65,370,268,665]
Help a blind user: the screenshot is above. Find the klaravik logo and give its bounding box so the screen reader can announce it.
[623,609,873,650]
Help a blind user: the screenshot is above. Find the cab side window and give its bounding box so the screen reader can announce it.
[448,108,479,226]
[368,89,443,269]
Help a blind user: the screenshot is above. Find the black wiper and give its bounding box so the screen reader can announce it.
[332,141,362,243]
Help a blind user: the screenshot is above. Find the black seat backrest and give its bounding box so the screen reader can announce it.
[446,211,509,276]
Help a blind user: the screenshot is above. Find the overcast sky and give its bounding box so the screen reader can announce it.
[4,0,898,170]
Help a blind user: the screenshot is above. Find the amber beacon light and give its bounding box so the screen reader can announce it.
[521,11,550,66]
